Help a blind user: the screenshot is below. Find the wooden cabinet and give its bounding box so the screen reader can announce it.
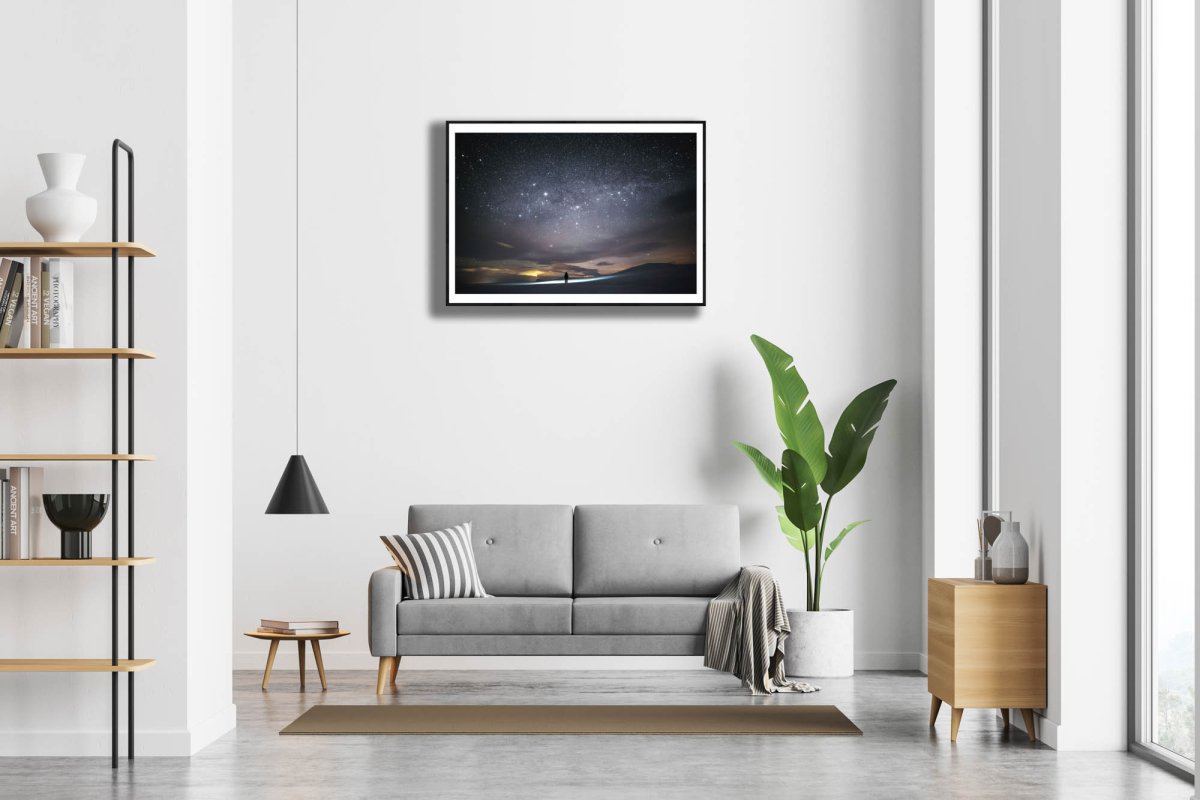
[927,578,1047,742]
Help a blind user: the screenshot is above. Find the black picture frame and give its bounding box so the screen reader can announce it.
[445,121,706,307]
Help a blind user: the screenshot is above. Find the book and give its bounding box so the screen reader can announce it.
[0,476,8,559]
[259,619,338,630]
[0,261,20,346]
[0,259,13,328]
[21,257,40,348]
[257,626,339,635]
[6,468,27,559]
[47,259,74,348]
[39,259,50,345]
[2,265,25,348]
[25,469,46,558]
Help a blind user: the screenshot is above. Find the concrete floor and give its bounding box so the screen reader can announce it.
[0,669,1192,799]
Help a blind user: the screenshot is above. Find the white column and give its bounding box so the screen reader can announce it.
[1058,0,1127,751]
[919,0,986,673]
[185,0,236,753]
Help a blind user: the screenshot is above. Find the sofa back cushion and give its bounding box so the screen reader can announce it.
[408,505,573,597]
[573,505,740,596]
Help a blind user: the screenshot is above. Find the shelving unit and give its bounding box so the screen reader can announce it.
[0,557,156,567]
[0,140,153,768]
[0,454,154,462]
[0,659,156,672]
[0,348,155,360]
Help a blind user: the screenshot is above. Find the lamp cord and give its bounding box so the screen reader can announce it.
[295,0,300,456]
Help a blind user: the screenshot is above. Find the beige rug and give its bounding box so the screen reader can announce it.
[280,704,862,736]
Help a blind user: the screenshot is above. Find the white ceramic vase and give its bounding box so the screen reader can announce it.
[784,608,854,678]
[991,520,1030,584]
[26,153,97,242]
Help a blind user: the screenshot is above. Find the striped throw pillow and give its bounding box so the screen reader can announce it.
[380,523,490,600]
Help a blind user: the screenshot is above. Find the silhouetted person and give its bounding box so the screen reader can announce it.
[563,271,569,284]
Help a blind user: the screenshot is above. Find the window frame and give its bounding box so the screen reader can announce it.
[1129,0,1196,780]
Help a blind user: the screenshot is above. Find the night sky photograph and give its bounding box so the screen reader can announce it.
[448,124,703,303]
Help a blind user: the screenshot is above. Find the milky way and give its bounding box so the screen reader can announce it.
[453,132,698,285]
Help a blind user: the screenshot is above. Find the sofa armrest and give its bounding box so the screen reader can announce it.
[368,566,404,656]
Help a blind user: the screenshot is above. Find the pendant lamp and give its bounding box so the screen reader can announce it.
[266,0,328,515]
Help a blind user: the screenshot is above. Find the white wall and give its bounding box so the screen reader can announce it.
[232,0,926,671]
[0,0,234,756]
[994,0,1127,750]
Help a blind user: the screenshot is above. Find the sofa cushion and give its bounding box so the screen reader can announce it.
[573,505,740,596]
[409,505,573,597]
[572,596,710,635]
[396,597,573,635]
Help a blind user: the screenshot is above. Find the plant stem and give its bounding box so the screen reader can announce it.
[813,496,832,611]
[802,528,814,610]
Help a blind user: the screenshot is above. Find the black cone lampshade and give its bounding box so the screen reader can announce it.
[265,455,329,515]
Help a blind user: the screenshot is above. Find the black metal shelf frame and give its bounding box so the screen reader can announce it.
[111,139,137,769]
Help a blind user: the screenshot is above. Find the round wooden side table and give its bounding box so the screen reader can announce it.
[243,630,350,691]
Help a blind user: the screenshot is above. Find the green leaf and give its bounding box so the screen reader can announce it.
[782,448,823,533]
[824,520,868,560]
[821,379,897,496]
[777,505,814,552]
[735,442,782,497]
[751,335,827,483]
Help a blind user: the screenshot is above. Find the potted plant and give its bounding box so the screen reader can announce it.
[735,334,896,677]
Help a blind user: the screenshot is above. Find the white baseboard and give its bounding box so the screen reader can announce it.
[918,652,929,675]
[0,703,237,757]
[235,649,923,672]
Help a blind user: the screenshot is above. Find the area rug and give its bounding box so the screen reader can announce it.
[280,704,862,736]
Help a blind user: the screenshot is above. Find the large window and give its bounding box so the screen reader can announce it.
[1133,0,1196,773]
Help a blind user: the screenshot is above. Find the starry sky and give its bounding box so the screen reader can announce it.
[453,131,698,285]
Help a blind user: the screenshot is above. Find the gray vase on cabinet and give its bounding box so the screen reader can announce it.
[991,521,1029,584]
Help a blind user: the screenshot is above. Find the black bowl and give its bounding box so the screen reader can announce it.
[42,494,110,533]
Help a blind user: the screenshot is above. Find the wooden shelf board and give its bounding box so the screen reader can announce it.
[0,659,156,673]
[0,242,155,258]
[0,347,156,360]
[0,454,155,462]
[0,557,155,567]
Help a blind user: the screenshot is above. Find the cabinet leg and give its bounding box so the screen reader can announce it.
[312,640,328,690]
[929,695,943,726]
[1020,708,1037,743]
[1000,708,1010,729]
[389,655,400,686]
[261,639,279,690]
[376,657,396,694]
[950,707,964,741]
[297,640,306,691]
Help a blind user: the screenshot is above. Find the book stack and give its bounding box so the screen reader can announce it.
[0,257,74,349]
[258,618,339,635]
[0,467,46,559]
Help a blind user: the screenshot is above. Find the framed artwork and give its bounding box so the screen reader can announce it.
[446,121,705,306]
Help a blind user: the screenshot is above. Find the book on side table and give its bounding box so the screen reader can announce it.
[258,619,339,635]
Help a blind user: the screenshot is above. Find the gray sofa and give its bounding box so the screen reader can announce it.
[369,504,739,692]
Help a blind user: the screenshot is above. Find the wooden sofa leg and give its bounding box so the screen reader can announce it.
[376,657,396,694]
[390,655,400,686]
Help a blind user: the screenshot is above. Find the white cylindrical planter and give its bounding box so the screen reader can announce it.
[784,608,854,678]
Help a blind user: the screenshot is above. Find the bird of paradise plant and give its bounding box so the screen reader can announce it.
[735,334,897,611]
